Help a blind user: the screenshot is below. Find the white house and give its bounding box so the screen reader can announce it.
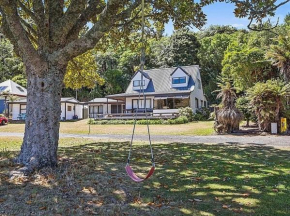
[106,65,207,114]
[0,80,27,114]
[8,97,85,120]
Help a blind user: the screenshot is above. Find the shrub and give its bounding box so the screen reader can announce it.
[236,96,255,127]
[247,79,290,132]
[178,107,194,121]
[88,117,189,125]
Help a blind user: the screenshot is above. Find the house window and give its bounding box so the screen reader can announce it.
[132,99,151,109]
[16,86,25,92]
[204,101,207,108]
[20,105,26,114]
[195,98,199,108]
[197,79,201,89]
[172,77,186,84]
[67,106,72,111]
[174,98,190,109]
[154,98,190,109]
[133,80,145,87]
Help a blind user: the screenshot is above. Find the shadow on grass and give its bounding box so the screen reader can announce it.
[1,142,290,215]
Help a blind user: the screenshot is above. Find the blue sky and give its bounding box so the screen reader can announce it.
[164,1,290,35]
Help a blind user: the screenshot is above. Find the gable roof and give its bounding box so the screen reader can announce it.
[0,80,27,97]
[125,65,200,95]
[132,70,151,80]
[61,97,80,103]
[170,67,190,76]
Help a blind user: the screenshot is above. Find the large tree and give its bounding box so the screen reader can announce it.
[0,0,288,172]
[0,0,208,172]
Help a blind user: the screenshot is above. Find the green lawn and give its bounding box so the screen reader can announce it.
[1,137,290,215]
[1,120,215,136]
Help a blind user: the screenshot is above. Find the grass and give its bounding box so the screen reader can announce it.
[1,137,290,215]
[0,120,215,136]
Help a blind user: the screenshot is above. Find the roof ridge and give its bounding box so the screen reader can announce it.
[143,65,199,72]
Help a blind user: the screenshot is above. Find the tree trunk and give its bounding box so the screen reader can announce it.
[246,119,250,127]
[15,61,66,171]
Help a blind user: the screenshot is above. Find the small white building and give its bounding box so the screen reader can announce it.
[8,97,85,120]
[0,80,27,114]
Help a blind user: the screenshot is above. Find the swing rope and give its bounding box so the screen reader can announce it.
[125,0,155,182]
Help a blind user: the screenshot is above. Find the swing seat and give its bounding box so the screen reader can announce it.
[125,164,155,182]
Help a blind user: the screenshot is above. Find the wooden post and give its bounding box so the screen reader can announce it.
[64,102,67,120]
[107,98,109,114]
[82,104,84,119]
[7,102,9,118]
[117,99,119,114]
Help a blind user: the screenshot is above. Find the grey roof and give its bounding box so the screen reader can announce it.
[132,70,151,80]
[125,65,199,95]
[107,90,192,98]
[9,97,81,104]
[88,98,121,103]
[0,80,27,96]
[61,97,80,103]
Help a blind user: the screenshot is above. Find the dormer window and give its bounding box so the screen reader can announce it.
[133,80,145,87]
[172,77,186,84]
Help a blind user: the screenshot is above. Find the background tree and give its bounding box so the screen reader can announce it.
[266,31,290,82]
[247,79,290,132]
[64,50,104,90]
[198,32,236,102]
[236,96,253,127]
[0,38,24,83]
[222,31,278,91]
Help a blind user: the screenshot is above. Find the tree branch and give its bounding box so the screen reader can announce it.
[55,0,87,44]
[66,0,105,43]
[0,0,40,65]
[56,0,142,64]
[17,0,38,22]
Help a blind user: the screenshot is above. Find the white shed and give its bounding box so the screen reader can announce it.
[8,97,85,120]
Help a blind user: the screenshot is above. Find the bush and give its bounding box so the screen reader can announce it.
[192,108,211,121]
[247,79,290,132]
[178,107,194,121]
[88,117,189,125]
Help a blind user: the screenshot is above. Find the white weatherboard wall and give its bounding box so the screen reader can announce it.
[171,68,189,88]
[132,72,150,90]
[75,104,83,118]
[61,103,77,120]
[189,70,207,113]
[125,97,154,110]
[12,104,20,120]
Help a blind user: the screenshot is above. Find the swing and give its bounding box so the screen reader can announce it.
[125,0,155,182]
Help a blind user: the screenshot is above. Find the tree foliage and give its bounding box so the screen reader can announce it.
[0,38,24,83]
[64,50,104,90]
[215,80,243,133]
[247,79,290,132]
[222,31,278,91]
[266,30,290,82]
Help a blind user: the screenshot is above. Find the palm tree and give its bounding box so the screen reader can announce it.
[214,79,243,134]
[266,32,290,81]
